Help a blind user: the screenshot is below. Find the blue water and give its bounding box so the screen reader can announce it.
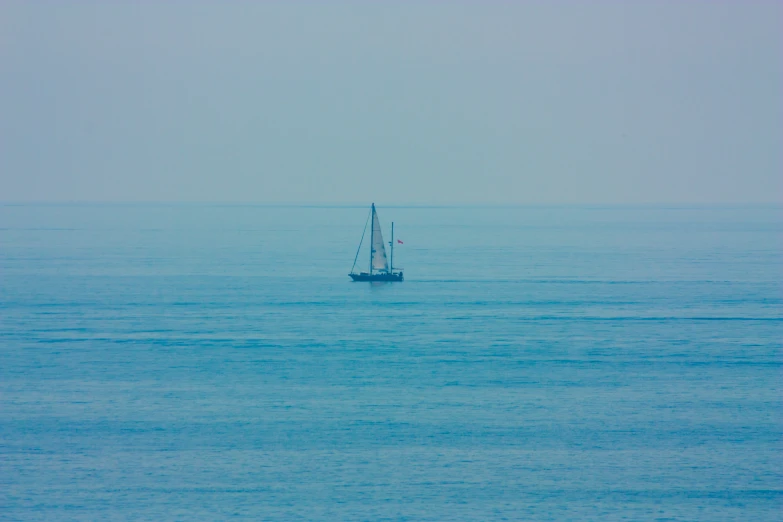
[1,205,781,520]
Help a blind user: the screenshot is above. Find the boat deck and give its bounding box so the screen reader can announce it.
[349,272,403,282]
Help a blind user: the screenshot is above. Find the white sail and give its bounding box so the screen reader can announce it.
[371,206,389,272]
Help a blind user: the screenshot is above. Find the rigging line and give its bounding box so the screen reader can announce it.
[350,207,372,274]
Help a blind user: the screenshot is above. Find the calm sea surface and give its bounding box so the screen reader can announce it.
[1,205,781,521]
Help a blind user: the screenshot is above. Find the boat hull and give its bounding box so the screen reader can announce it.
[349,272,403,282]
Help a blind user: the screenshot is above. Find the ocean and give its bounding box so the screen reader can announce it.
[1,204,780,520]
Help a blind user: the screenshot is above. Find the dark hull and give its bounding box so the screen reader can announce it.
[349,272,403,282]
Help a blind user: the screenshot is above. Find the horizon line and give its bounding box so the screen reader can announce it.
[0,201,781,209]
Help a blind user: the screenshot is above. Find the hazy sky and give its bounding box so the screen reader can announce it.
[1,1,780,204]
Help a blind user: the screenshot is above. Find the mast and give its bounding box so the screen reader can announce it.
[390,222,394,273]
[369,203,375,275]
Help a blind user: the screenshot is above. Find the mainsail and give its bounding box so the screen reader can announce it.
[371,205,389,272]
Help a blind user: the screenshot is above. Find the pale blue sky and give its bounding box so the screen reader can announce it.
[1,1,780,204]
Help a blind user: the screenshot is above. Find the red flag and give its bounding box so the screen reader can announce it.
[397,239,403,244]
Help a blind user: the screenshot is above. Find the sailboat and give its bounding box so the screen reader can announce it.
[349,203,404,282]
